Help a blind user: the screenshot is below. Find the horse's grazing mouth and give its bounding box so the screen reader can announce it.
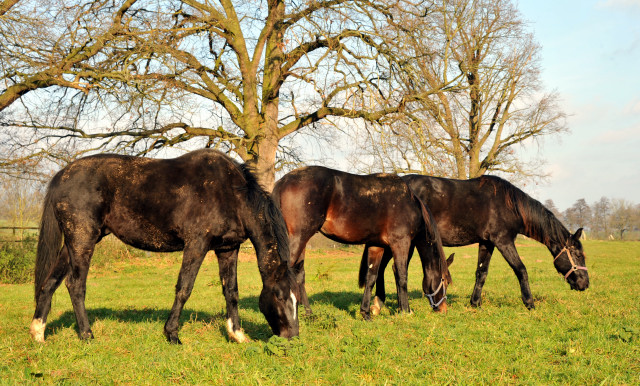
[569,281,589,291]
[567,274,589,291]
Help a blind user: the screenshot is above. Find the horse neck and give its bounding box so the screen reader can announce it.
[248,225,285,281]
[243,204,290,284]
[520,208,570,257]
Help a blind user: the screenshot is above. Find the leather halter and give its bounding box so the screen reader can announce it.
[554,246,588,280]
[426,278,447,309]
[403,179,448,310]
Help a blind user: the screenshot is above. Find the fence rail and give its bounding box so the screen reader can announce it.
[0,226,39,243]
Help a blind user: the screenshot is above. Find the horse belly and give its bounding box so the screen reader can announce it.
[104,213,184,252]
[320,217,380,244]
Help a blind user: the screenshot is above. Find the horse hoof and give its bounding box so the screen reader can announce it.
[360,311,372,321]
[30,318,46,343]
[79,330,94,340]
[229,329,250,343]
[226,319,250,343]
[165,331,181,344]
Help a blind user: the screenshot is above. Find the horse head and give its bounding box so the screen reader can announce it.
[553,228,589,291]
[424,253,455,313]
[259,268,300,339]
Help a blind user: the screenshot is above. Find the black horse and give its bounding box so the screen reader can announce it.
[30,149,298,344]
[367,174,589,310]
[272,166,452,319]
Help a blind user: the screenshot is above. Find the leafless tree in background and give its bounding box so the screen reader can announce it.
[351,0,568,182]
[1,0,445,188]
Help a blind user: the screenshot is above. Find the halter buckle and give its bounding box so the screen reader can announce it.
[556,247,588,281]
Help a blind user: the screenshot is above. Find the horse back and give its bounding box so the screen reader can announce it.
[275,166,422,245]
[403,175,523,246]
[48,150,250,252]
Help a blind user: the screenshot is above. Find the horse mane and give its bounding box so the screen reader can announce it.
[238,163,291,267]
[481,176,569,247]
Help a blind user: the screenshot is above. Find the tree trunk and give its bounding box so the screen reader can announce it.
[252,129,279,191]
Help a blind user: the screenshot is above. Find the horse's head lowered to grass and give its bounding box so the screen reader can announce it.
[552,228,589,291]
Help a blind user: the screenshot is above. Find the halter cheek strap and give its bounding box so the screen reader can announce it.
[554,247,588,280]
[426,278,447,309]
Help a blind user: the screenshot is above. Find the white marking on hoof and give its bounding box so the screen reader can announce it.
[371,296,383,316]
[30,318,46,343]
[290,291,297,320]
[226,319,250,343]
[369,264,373,269]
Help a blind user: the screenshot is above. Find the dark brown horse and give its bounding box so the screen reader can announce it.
[367,174,589,310]
[30,149,298,344]
[272,166,452,319]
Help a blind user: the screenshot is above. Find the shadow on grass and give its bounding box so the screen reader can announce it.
[306,289,462,317]
[44,297,276,343]
[42,289,464,342]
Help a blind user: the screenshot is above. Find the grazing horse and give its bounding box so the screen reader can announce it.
[368,174,589,310]
[30,149,298,344]
[272,166,452,319]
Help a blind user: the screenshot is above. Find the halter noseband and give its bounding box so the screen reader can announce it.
[554,246,587,280]
[426,278,447,309]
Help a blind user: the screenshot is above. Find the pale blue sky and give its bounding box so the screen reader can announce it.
[517,0,640,209]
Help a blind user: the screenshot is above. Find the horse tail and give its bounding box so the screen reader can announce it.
[239,164,291,266]
[34,188,64,301]
[358,247,368,288]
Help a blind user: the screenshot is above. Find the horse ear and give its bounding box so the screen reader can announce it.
[446,253,455,267]
[572,228,584,242]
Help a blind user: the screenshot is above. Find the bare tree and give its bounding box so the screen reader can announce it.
[610,199,634,240]
[1,0,438,188]
[591,196,611,239]
[543,199,562,219]
[352,0,568,181]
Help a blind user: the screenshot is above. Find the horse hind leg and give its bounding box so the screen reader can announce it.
[360,245,384,321]
[65,232,101,340]
[31,246,71,342]
[371,247,394,316]
[470,241,494,307]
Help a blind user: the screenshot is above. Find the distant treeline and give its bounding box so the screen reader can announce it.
[544,198,640,241]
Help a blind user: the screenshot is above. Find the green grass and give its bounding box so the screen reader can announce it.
[1,239,639,384]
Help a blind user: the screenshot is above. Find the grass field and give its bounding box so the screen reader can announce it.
[1,239,639,384]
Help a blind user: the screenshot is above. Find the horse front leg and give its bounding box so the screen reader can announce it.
[215,248,249,343]
[164,240,208,344]
[360,245,384,321]
[496,240,535,309]
[289,233,314,315]
[470,241,495,308]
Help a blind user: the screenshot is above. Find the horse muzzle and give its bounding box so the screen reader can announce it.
[277,323,299,339]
